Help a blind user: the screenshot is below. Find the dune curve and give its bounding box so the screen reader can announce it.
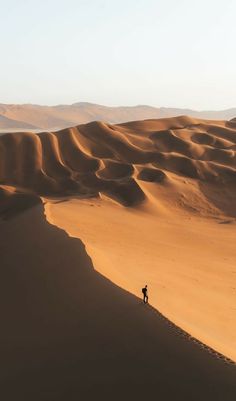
[0,194,236,400]
[0,115,236,364]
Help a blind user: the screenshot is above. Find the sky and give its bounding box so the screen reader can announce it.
[0,0,235,109]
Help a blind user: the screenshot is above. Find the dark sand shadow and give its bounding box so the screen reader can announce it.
[199,181,236,218]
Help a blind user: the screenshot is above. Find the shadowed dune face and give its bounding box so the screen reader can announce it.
[0,116,236,212]
[137,167,167,183]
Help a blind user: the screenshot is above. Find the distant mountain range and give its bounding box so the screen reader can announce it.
[0,102,235,131]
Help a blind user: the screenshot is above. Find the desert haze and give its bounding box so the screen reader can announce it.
[0,102,236,131]
[0,115,236,399]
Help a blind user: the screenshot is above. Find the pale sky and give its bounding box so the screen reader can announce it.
[0,0,235,109]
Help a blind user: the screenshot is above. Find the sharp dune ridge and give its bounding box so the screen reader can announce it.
[0,116,236,213]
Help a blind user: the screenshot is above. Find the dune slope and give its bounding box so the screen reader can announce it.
[0,102,236,130]
[0,116,236,372]
[0,116,235,211]
[46,196,236,361]
[0,194,235,400]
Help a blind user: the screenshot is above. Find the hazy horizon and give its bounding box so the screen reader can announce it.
[0,100,236,112]
[1,0,235,109]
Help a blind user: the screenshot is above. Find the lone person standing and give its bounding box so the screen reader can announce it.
[142,285,148,304]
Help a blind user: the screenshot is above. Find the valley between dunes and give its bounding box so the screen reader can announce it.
[0,115,236,399]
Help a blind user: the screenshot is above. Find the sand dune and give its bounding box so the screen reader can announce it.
[0,116,236,398]
[0,114,37,130]
[0,116,235,211]
[0,102,236,130]
[0,194,235,400]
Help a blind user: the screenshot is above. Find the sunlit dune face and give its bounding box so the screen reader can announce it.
[0,116,235,214]
[46,195,236,362]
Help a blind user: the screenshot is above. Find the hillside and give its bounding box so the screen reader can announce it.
[0,102,235,130]
[0,115,236,399]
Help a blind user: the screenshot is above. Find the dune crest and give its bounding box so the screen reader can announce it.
[0,116,236,214]
[1,116,236,363]
[1,102,236,130]
[1,196,235,399]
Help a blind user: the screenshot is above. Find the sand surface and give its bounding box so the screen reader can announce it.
[0,196,235,400]
[0,116,236,398]
[1,102,236,130]
[46,195,236,361]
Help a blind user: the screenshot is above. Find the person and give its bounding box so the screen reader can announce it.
[142,285,148,303]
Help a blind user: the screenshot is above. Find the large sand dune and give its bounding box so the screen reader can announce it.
[0,102,236,130]
[0,114,38,130]
[0,116,236,210]
[0,194,235,400]
[0,116,236,398]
